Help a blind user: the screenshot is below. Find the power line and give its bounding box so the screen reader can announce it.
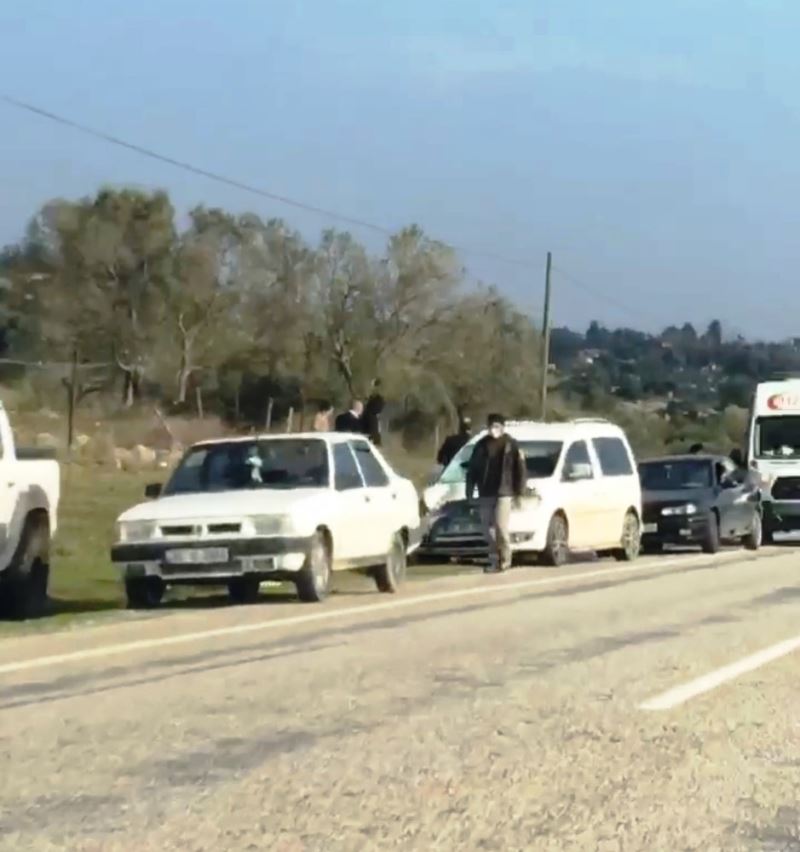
[552,264,659,326]
[2,93,539,270]
[1,93,665,329]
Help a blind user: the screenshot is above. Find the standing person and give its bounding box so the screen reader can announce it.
[312,400,334,432]
[436,416,472,468]
[362,379,385,445]
[335,400,364,433]
[465,413,526,573]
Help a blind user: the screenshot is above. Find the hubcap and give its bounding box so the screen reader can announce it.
[389,539,406,584]
[624,515,641,557]
[552,519,568,562]
[310,539,330,593]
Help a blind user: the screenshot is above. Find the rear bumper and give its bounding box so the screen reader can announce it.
[110,535,312,583]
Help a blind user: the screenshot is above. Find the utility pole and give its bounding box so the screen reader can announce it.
[539,251,552,420]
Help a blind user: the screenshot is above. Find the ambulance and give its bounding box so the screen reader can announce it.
[747,379,800,542]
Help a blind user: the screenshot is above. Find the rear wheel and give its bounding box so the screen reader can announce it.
[701,512,721,554]
[613,511,641,562]
[0,515,50,620]
[125,576,164,609]
[541,513,569,567]
[295,531,331,603]
[374,532,407,593]
[742,511,762,551]
[228,576,261,604]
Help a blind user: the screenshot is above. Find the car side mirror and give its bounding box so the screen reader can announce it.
[145,483,162,499]
[720,476,737,490]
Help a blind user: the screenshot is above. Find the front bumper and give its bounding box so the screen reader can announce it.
[110,535,312,583]
[417,531,539,560]
[641,514,709,545]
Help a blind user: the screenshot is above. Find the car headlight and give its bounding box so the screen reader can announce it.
[662,503,698,517]
[249,514,294,536]
[116,521,157,543]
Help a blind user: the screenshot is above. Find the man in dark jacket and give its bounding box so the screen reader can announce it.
[362,379,385,445]
[436,417,472,468]
[335,400,364,433]
[465,413,527,573]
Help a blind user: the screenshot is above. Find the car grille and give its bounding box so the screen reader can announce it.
[160,525,198,537]
[771,477,800,500]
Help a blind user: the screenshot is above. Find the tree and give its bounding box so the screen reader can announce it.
[26,189,176,405]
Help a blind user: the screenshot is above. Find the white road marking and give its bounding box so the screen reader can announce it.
[0,551,748,677]
[640,633,800,711]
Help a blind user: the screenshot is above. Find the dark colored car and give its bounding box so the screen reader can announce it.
[638,454,762,554]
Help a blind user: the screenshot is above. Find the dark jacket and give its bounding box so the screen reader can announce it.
[437,431,471,467]
[335,411,362,433]
[362,393,384,445]
[465,434,527,499]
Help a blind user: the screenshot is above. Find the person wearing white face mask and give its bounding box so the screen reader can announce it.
[465,413,526,573]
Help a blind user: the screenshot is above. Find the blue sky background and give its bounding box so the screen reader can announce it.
[1,0,798,337]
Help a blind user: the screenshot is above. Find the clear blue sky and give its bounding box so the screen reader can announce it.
[1,0,798,337]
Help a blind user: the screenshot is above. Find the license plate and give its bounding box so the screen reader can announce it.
[643,523,657,534]
[165,547,229,566]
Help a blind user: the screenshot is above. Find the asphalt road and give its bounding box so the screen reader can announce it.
[3,547,800,850]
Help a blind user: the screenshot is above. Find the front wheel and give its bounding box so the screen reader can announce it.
[374,532,407,593]
[613,511,641,562]
[541,513,569,567]
[125,576,164,609]
[701,512,720,554]
[295,531,332,603]
[742,512,762,551]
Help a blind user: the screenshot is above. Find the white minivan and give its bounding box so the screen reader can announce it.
[419,419,642,565]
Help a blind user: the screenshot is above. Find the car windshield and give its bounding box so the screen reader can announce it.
[756,416,800,459]
[638,459,712,491]
[438,439,563,484]
[164,439,329,495]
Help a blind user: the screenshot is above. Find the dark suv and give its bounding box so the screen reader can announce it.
[638,454,762,554]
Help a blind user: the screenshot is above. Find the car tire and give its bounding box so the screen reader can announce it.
[613,511,641,562]
[295,531,331,603]
[125,576,164,609]
[0,515,50,620]
[228,576,261,604]
[541,513,569,567]
[374,532,407,594]
[701,512,721,554]
[742,511,762,551]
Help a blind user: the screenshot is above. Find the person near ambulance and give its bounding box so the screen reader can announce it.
[465,413,527,573]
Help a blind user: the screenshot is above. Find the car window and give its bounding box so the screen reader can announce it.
[592,437,634,477]
[333,443,364,491]
[638,459,712,490]
[350,441,390,487]
[562,441,593,480]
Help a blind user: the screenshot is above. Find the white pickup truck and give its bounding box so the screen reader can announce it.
[0,401,60,618]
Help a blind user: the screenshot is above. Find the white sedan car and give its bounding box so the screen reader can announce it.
[111,433,421,608]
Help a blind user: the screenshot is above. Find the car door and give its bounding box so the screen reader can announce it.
[714,459,742,538]
[559,440,601,549]
[0,425,18,559]
[720,457,756,536]
[349,439,395,559]
[591,436,638,546]
[330,441,369,564]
